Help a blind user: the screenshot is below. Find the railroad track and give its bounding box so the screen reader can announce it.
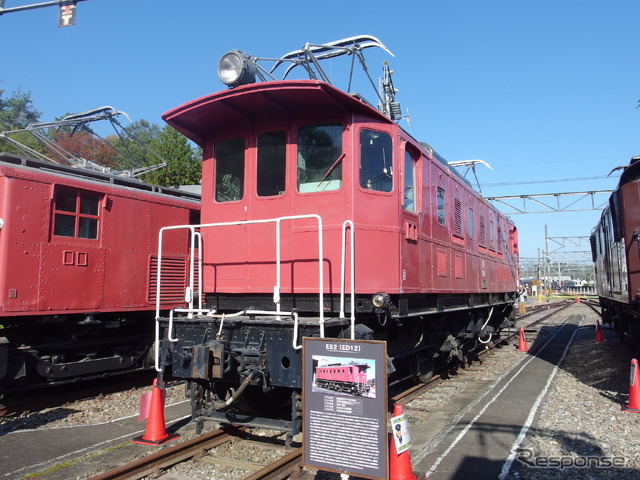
[88,300,579,480]
[392,298,575,406]
[581,297,602,314]
[90,426,302,480]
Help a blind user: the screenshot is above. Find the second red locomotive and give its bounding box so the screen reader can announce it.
[591,156,640,346]
[156,36,519,435]
[0,152,200,391]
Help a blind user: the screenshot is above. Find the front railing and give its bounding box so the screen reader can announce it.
[153,214,356,371]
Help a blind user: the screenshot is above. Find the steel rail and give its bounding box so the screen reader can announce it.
[242,447,303,480]
[89,428,236,480]
[392,299,575,405]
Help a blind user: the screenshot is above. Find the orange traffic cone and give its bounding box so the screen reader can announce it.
[389,404,417,480]
[575,296,581,303]
[132,379,179,445]
[623,358,640,413]
[515,327,528,352]
[594,321,604,343]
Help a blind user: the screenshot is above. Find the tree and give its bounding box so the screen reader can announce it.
[52,130,118,168]
[0,88,41,130]
[0,88,44,157]
[108,119,161,171]
[143,125,201,187]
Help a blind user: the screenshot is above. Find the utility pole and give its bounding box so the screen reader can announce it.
[545,225,550,299]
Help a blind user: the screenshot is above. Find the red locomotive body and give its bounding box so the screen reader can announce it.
[164,80,518,303]
[157,37,518,436]
[0,153,199,390]
[315,364,371,396]
[591,156,640,344]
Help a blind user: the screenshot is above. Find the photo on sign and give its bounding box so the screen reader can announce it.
[312,355,376,398]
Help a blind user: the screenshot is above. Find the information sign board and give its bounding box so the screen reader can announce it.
[302,337,388,479]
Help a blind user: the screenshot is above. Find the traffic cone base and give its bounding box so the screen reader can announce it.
[516,327,528,352]
[132,431,178,446]
[132,381,179,446]
[622,406,640,414]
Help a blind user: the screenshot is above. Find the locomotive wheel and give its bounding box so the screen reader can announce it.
[414,357,436,384]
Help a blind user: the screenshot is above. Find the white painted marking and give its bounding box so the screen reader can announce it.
[418,316,579,479]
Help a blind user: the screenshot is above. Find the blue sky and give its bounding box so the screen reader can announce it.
[1,0,638,261]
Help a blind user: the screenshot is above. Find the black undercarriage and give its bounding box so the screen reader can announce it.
[600,297,640,347]
[0,311,155,393]
[159,292,516,439]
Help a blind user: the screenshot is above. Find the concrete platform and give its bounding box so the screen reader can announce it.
[0,396,193,479]
[412,314,581,480]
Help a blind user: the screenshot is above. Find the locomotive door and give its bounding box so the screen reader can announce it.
[430,162,451,291]
[400,148,421,291]
[37,186,106,311]
[38,244,105,311]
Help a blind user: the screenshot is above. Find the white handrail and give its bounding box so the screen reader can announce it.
[153,214,324,370]
[340,220,355,339]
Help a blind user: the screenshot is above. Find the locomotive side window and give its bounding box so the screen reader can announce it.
[590,234,598,262]
[360,129,392,192]
[215,137,245,202]
[403,150,416,212]
[468,208,474,238]
[437,187,445,226]
[489,220,495,249]
[53,188,100,239]
[610,191,623,242]
[297,123,343,193]
[257,131,286,197]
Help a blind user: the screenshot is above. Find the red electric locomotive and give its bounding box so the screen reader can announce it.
[315,363,371,396]
[0,152,200,391]
[591,156,640,345]
[156,36,519,435]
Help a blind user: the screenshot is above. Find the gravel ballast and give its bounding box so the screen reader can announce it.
[2,301,639,479]
[505,302,640,480]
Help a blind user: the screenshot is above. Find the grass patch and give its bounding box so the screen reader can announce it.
[20,442,130,479]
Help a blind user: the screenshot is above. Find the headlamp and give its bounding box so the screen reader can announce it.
[217,50,256,87]
[372,292,390,309]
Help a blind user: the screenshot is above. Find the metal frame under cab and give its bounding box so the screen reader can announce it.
[153,214,357,371]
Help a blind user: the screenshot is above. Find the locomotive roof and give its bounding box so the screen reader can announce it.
[0,152,200,204]
[164,79,477,191]
[163,79,392,147]
[618,156,640,186]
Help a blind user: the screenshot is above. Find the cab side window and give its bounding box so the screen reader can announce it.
[402,150,416,212]
[297,123,343,193]
[257,131,286,197]
[215,137,245,202]
[360,129,392,192]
